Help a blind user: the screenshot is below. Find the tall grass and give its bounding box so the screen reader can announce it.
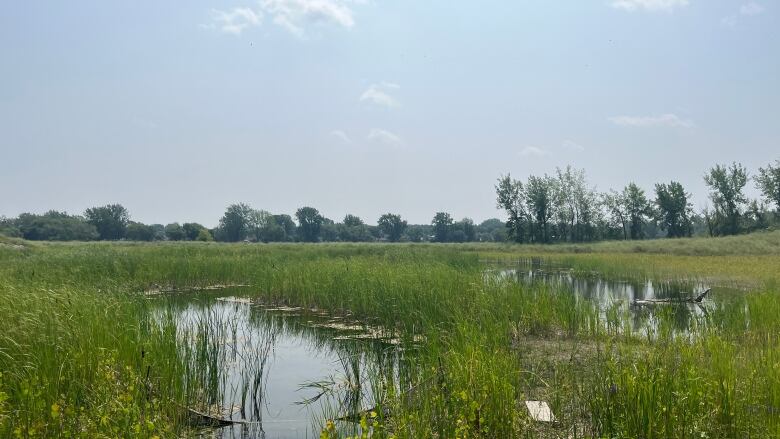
[1,240,779,437]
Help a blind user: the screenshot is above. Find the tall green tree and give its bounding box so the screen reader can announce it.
[602,190,628,240]
[150,224,166,241]
[164,223,186,241]
[272,214,296,241]
[320,217,339,242]
[746,200,769,232]
[378,213,407,242]
[0,216,20,237]
[182,222,207,241]
[405,225,430,242]
[622,183,651,240]
[459,218,476,242]
[338,215,371,242]
[16,211,98,241]
[247,209,273,242]
[555,167,601,242]
[654,181,693,238]
[431,212,454,242]
[495,175,528,243]
[84,204,130,240]
[554,166,587,242]
[218,203,253,242]
[196,228,214,241]
[525,175,556,243]
[476,218,505,242]
[704,162,748,236]
[126,222,156,241]
[343,214,364,227]
[755,159,780,212]
[296,207,324,242]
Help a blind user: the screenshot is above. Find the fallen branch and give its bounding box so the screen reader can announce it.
[632,288,710,306]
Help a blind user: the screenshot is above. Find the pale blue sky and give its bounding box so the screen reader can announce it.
[1,1,777,226]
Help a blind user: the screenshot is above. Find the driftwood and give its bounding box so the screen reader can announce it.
[186,407,256,427]
[632,288,710,307]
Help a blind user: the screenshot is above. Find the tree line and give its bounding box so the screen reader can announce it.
[496,160,780,243]
[1,159,777,243]
[0,204,505,243]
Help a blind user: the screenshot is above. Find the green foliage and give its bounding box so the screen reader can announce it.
[343,214,364,227]
[0,372,7,425]
[756,159,780,212]
[654,181,693,238]
[14,211,99,241]
[196,228,214,241]
[296,207,324,242]
[454,218,476,243]
[245,209,273,242]
[218,203,253,242]
[476,218,504,242]
[150,224,166,241]
[84,204,130,240]
[497,168,609,244]
[526,175,556,243]
[704,162,749,236]
[377,213,407,242]
[2,240,780,437]
[555,166,601,242]
[164,222,185,241]
[337,220,373,242]
[126,221,156,241]
[623,182,652,240]
[431,214,477,243]
[182,222,206,241]
[272,214,297,241]
[431,212,453,242]
[0,216,21,238]
[496,174,527,243]
[404,224,431,242]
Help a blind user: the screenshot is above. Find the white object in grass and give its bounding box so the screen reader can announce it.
[525,400,555,422]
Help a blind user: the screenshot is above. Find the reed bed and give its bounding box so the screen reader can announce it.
[0,240,779,437]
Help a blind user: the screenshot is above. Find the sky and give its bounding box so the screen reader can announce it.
[1,0,778,227]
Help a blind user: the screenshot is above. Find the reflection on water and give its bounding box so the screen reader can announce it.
[491,258,742,335]
[151,291,397,438]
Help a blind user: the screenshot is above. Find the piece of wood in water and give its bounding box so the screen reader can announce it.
[525,400,555,422]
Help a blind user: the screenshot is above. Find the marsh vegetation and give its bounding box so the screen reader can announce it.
[1,235,779,437]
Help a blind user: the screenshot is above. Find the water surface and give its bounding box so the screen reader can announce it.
[491,258,742,333]
[152,291,394,438]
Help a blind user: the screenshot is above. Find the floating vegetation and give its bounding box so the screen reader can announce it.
[143,283,252,296]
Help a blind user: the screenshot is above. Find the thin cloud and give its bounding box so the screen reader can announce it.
[367,129,403,146]
[608,113,694,128]
[519,146,550,157]
[204,1,358,37]
[261,0,355,37]
[360,83,400,108]
[610,0,689,12]
[330,129,352,144]
[562,140,585,152]
[740,2,765,16]
[205,7,262,35]
[721,16,739,27]
[722,2,764,27]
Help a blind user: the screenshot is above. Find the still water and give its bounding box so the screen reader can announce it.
[490,258,742,334]
[152,259,742,436]
[152,291,395,438]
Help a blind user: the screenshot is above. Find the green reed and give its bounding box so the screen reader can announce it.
[1,240,779,437]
